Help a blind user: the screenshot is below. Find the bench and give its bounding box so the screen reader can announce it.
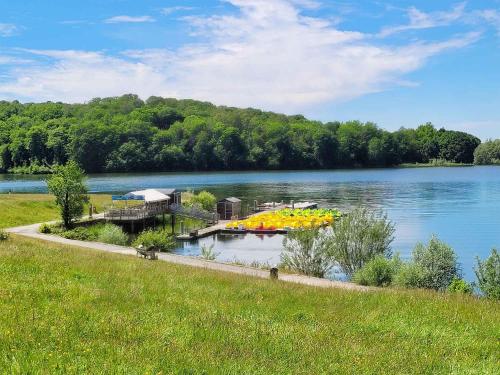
[135,245,158,260]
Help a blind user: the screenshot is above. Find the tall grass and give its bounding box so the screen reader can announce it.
[0,236,498,374]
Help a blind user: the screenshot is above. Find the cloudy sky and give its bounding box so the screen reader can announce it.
[0,0,499,138]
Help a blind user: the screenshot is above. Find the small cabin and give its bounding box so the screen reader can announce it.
[217,197,242,220]
[155,188,182,206]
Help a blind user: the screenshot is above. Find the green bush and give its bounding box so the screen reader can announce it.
[394,263,426,289]
[280,228,331,278]
[192,191,217,212]
[133,229,176,252]
[447,277,473,295]
[184,190,217,212]
[39,223,52,234]
[353,255,401,287]
[326,208,395,278]
[0,230,9,241]
[61,227,94,241]
[97,224,128,246]
[200,244,219,260]
[475,249,500,300]
[412,236,460,291]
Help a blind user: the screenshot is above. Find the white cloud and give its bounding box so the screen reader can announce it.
[0,23,18,37]
[161,6,195,16]
[104,15,155,24]
[477,9,500,36]
[0,0,481,112]
[379,2,467,37]
[0,50,172,101]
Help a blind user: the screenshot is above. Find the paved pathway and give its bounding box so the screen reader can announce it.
[6,222,371,292]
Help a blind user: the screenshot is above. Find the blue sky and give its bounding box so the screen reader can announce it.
[1,0,499,138]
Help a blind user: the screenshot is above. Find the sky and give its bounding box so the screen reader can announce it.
[0,0,499,139]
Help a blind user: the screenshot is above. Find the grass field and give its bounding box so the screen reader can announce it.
[0,194,111,229]
[0,236,498,374]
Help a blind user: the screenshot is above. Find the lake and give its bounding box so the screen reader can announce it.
[2,166,500,280]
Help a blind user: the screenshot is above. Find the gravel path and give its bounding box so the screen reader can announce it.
[6,222,371,292]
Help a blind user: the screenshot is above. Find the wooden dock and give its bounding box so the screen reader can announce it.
[175,201,319,240]
[176,221,230,240]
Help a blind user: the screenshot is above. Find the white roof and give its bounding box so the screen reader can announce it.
[128,189,171,203]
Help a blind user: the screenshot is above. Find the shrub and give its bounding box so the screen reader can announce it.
[39,223,52,234]
[447,277,473,295]
[192,191,217,212]
[280,228,332,278]
[393,263,426,289]
[326,208,395,278]
[60,227,93,241]
[353,255,401,287]
[474,249,500,300]
[133,229,176,252]
[97,224,128,246]
[184,190,217,212]
[412,236,460,291]
[200,244,219,260]
[0,230,9,241]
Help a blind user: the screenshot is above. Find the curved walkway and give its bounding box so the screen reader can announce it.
[6,222,371,292]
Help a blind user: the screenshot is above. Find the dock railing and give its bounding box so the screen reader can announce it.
[169,204,218,224]
[104,202,170,221]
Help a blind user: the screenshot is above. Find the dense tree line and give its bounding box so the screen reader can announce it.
[0,94,482,173]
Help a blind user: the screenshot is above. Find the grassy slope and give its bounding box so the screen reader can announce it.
[0,194,111,229]
[0,236,498,374]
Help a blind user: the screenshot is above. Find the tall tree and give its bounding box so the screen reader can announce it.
[47,161,89,228]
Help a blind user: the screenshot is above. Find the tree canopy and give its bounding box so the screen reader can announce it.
[47,161,89,228]
[0,95,483,173]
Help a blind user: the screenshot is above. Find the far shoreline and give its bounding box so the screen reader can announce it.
[3,162,498,178]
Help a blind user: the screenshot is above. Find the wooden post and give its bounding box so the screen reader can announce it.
[291,200,294,209]
[171,214,175,233]
[270,267,279,280]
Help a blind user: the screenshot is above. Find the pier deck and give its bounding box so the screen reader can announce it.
[175,201,319,240]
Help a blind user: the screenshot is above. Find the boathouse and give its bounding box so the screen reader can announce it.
[217,197,242,220]
[104,188,182,224]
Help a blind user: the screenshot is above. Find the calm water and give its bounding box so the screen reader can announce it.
[2,167,500,280]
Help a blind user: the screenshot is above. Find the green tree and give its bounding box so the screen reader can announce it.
[474,139,500,165]
[437,130,480,163]
[474,249,500,300]
[326,208,395,278]
[47,161,89,228]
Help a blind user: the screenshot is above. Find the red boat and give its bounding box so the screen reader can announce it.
[250,224,277,234]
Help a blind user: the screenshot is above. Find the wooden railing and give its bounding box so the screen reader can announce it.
[169,204,218,223]
[104,202,170,221]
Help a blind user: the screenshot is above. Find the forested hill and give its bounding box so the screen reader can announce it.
[0,94,481,173]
